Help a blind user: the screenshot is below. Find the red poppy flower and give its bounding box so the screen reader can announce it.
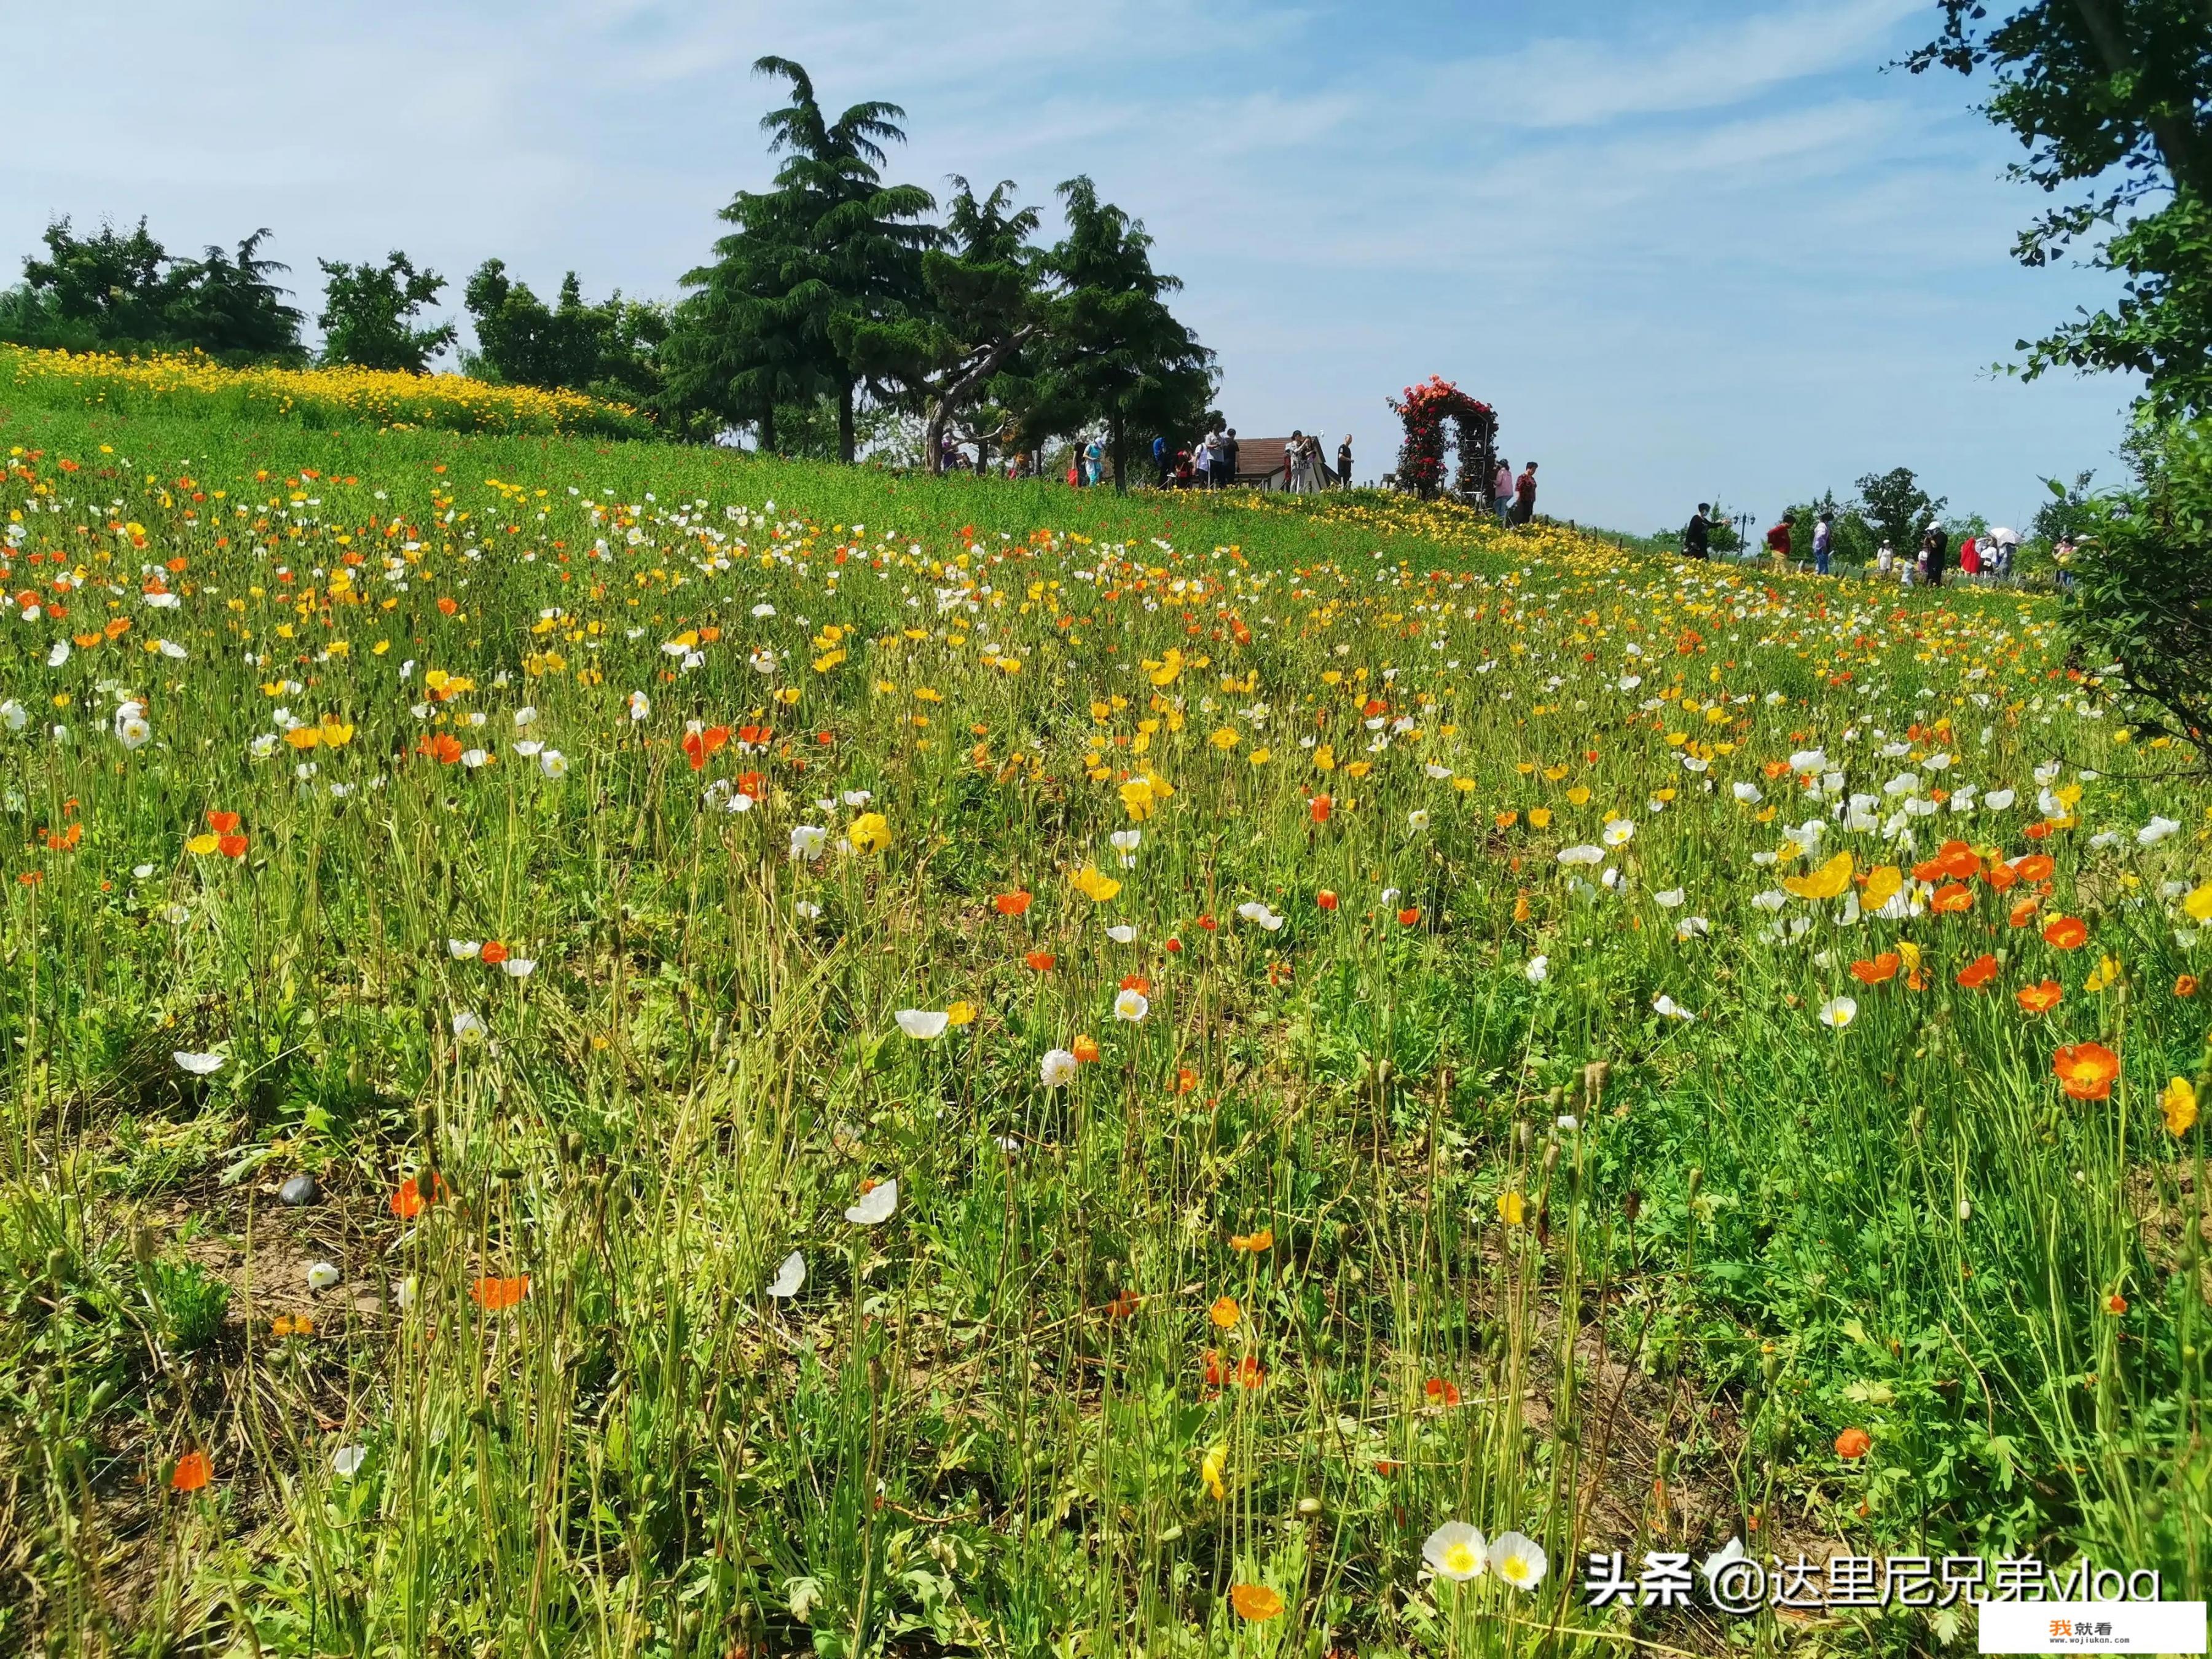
[1396,907,1421,927]
[1196,914,1217,931]
[2016,979,2063,1014]
[1424,1377,1462,1406]
[480,941,509,966]
[1955,954,1999,990]
[2054,1041,2120,1100]
[217,834,249,859]
[1849,953,1900,986]
[391,1172,446,1218]
[994,890,1033,917]
[1835,1427,1870,1459]
[1025,950,1055,973]
[206,810,241,834]
[1309,795,1333,824]
[1118,974,1151,995]
[2016,854,2055,883]
[1316,890,1338,910]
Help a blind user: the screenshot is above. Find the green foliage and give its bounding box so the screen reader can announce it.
[1853,465,1946,557]
[669,57,936,460]
[3,218,304,362]
[1027,176,1215,489]
[1911,1,2212,415]
[2034,469,2101,547]
[316,250,457,373]
[143,1257,230,1354]
[461,260,669,406]
[2068,416,2212,748]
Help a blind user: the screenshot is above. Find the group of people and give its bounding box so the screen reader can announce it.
[1490,458,1539,525]
[1681,503,2025,584]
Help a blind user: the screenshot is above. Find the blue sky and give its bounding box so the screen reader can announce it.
[5,0,2138,531]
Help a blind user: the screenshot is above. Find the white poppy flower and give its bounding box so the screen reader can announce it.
[1652,995,1695,1021]
[1676,916,1711,940]
[1236,901,1285,931]
[1818,996,1858,1029]
[503,958,536,978]
[1040,1048,1079,1088]
[790,825,828,861]
[1524,955,1548,983]
[173,1051,226,1076]
[2139,817,2182,845]
[514,707,538,729]
[1653,887,1685,909]
[845,1180,898,1226]
[1732,782,1762,804]
[1491,1531,1547,1590]
[331,1445,367,1478]
[1408,808,1430,831]
[1984,788,2017,810]
[452,1011,486,1043]
[0,700,27,732]
[1703,1537,1749,1585]
[1556,844,1604,866]
[895,1009,950,1040]
[627,691,650,721]
[305,1261,341,1291]
[1602,818,1635,846]
[538,750,568,780]
[1422,1521,1488,1582]
[1105,924,1138,944]
[1113,989,1149,1022]
[766,1250,805,1300]
[449,939,481,959]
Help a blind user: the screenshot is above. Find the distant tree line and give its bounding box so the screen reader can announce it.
[0,57,1215,486]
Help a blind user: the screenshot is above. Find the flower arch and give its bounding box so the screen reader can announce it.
[1389,375,1499,501]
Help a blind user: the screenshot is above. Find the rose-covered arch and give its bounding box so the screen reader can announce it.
[1389,375,1499,501]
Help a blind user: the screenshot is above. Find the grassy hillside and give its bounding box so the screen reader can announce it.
[1,391,2207,1657]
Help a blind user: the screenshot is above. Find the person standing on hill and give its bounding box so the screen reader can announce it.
[1152,433,1169,488]
[1222,428,1240,488]
[1684,503,1712,559]
[1813,509,1834,575]
[1287,430,1310,492]
[1494,458,1515,524]
[1923,519,1948,587]
[1336,434,1352,488]
[1512,461,1538,525]
[1765,513,1794,568]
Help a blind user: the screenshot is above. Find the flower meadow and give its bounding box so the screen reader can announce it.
[1,404,2210,1657]
[2,344,654,440]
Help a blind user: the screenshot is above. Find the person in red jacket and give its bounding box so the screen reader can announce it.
[1765,514,1795,567]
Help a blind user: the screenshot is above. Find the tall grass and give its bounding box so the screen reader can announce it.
[0,398,2206,1657]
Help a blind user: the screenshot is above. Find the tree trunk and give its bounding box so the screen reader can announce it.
[838,382,857,465]
[923,327,1035,479]
[977,434,990,475]
[759,401,777,455]
[1110,411,1126,494]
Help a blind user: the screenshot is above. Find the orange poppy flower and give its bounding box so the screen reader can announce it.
[1309,794,1333,824]
[2008,896,2041,928]
[2016,979,2063,1014]
[2015,854,2055,883]
[1424,1376,1462,1406]
[1230,1584,1284,1622]
[737,723,772,747]
[1929,882,1974,915]
[1834,1427,1870,1460]
[1072,1035,1100,1062]
[1025,950,1056,973]
[2054,1041,2120,1100]
[2024,820,2055,841]
[2042,916,2088,951]
[1103,1289,1139,1319]
[2178,975,2200,998]
[1175,1067,1199,1093]
[471,1274,531,1311]
[1983,861,2018,891]
[2106,1292,2128,1316]
[1205,1351,1266,1389]
[1955,954,1999,990]
[436,595,459,616]
[681,724,731,770]
[1316,889,1338,910]
[207,811,241,834]
[1196,913,1218,931]
[734,771,766,799]
[170,1449,213,1492]
[1934,841,1981,879]
[423,732,465,765]
[994,890,1033,917]
[1119,974,1151,995]
[1849,953,1900,986]
[1209,1295,1241,1328]
[1230,1228,1273,1253]
[390,1172,445,1218]
[1396,906,1421,927]
[480,941,510,966]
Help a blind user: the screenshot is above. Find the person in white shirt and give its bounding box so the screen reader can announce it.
[1493,458,1514,524]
